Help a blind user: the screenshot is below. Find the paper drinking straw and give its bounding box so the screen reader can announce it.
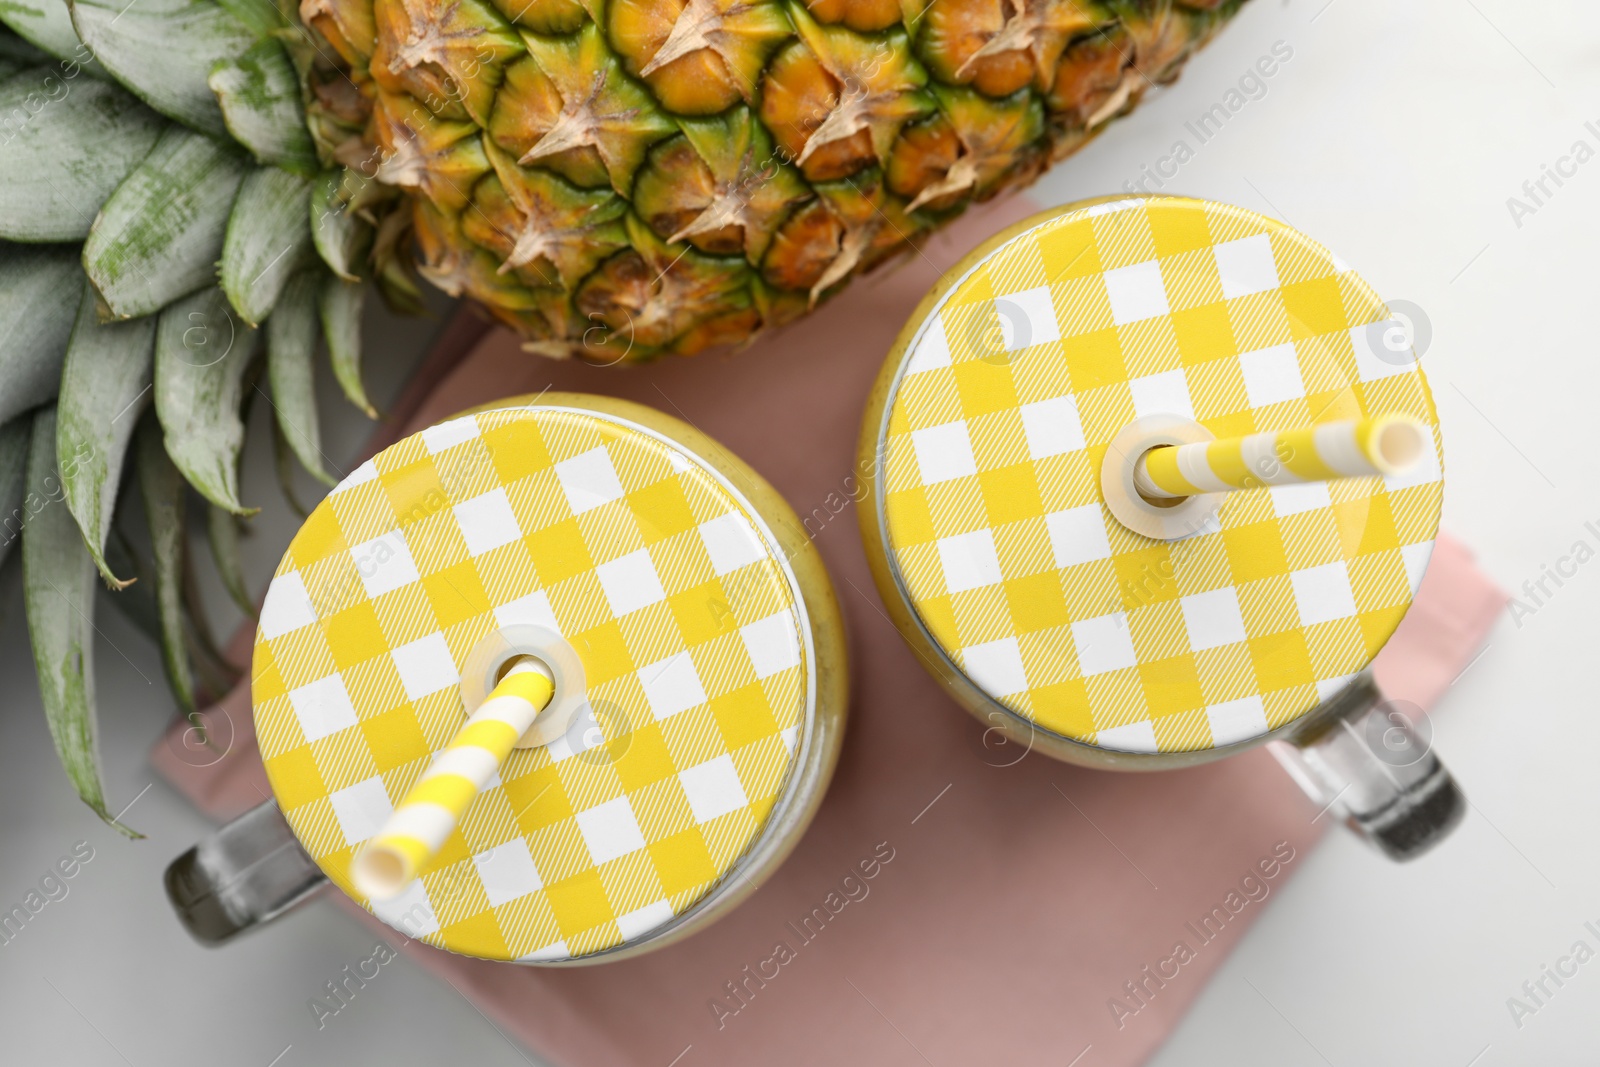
[351,657,554,901]
[1133,415,1428,500]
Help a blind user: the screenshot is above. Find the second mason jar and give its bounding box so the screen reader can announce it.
[858,195,1462,860]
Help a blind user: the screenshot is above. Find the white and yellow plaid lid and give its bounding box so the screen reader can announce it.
[252,403,811,961]
[876,197,1442,754]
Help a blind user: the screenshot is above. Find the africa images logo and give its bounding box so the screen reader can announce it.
[1106,841,1297,1030]
[707,841,897,1030]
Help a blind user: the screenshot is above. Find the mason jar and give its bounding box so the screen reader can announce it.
[858,195,1462,860]
[167,392,848,960]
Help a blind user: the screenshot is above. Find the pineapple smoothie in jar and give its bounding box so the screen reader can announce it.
[859,196,1463,860]
[166,393,847,961]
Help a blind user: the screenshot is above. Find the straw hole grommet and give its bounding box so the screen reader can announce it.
[459,625,587,748]
[1101,415,1226,541]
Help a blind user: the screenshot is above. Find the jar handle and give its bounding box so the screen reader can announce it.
[1271,673,1465,861]
[164,800,329,944]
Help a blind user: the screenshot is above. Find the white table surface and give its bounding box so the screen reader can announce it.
[1,1,1595,1064]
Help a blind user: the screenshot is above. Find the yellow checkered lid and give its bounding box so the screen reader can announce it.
[252,402,812,961]
[875,197,1442,754]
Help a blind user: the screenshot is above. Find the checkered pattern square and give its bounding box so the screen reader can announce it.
[879,198,1442,753]
[254,406,809,961]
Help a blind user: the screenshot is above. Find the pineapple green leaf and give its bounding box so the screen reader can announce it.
[135,415,197,719]
[185,624,239,701]
[0,28,49,78]
[58,282,156,588]
[22,406,140,838]
[319,275,376,418]
[69,0,256,139]
[220,165,314,325]
[372,248,427,316]
[266,269,336,486]
[209,39,316,174]
[0,70,166,242]
[83,125,249,320]
[0,243,80,425]
[180,557,240,696]
[0,0,97,71]
[205,502,255,618]
[309,170,372,283]
[153,286,260,514]
[0,416,31,572]
[212,0,284,38]
[101,524,161,645]
[269,416,311,518]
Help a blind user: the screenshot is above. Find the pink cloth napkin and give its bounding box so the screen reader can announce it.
[152,198,1505,1067]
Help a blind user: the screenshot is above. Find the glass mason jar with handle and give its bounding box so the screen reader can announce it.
[857,196,1462,861]
[166,392,848,957]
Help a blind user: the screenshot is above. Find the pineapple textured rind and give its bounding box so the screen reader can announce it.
[318,0,1245,359]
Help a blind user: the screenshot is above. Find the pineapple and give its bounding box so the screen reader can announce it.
[0,0,1246,827]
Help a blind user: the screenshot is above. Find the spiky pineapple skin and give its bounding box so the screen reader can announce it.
[301,0,1246,362]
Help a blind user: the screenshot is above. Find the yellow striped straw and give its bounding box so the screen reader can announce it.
[1134,415,1428,500]
[351,657,554,901]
